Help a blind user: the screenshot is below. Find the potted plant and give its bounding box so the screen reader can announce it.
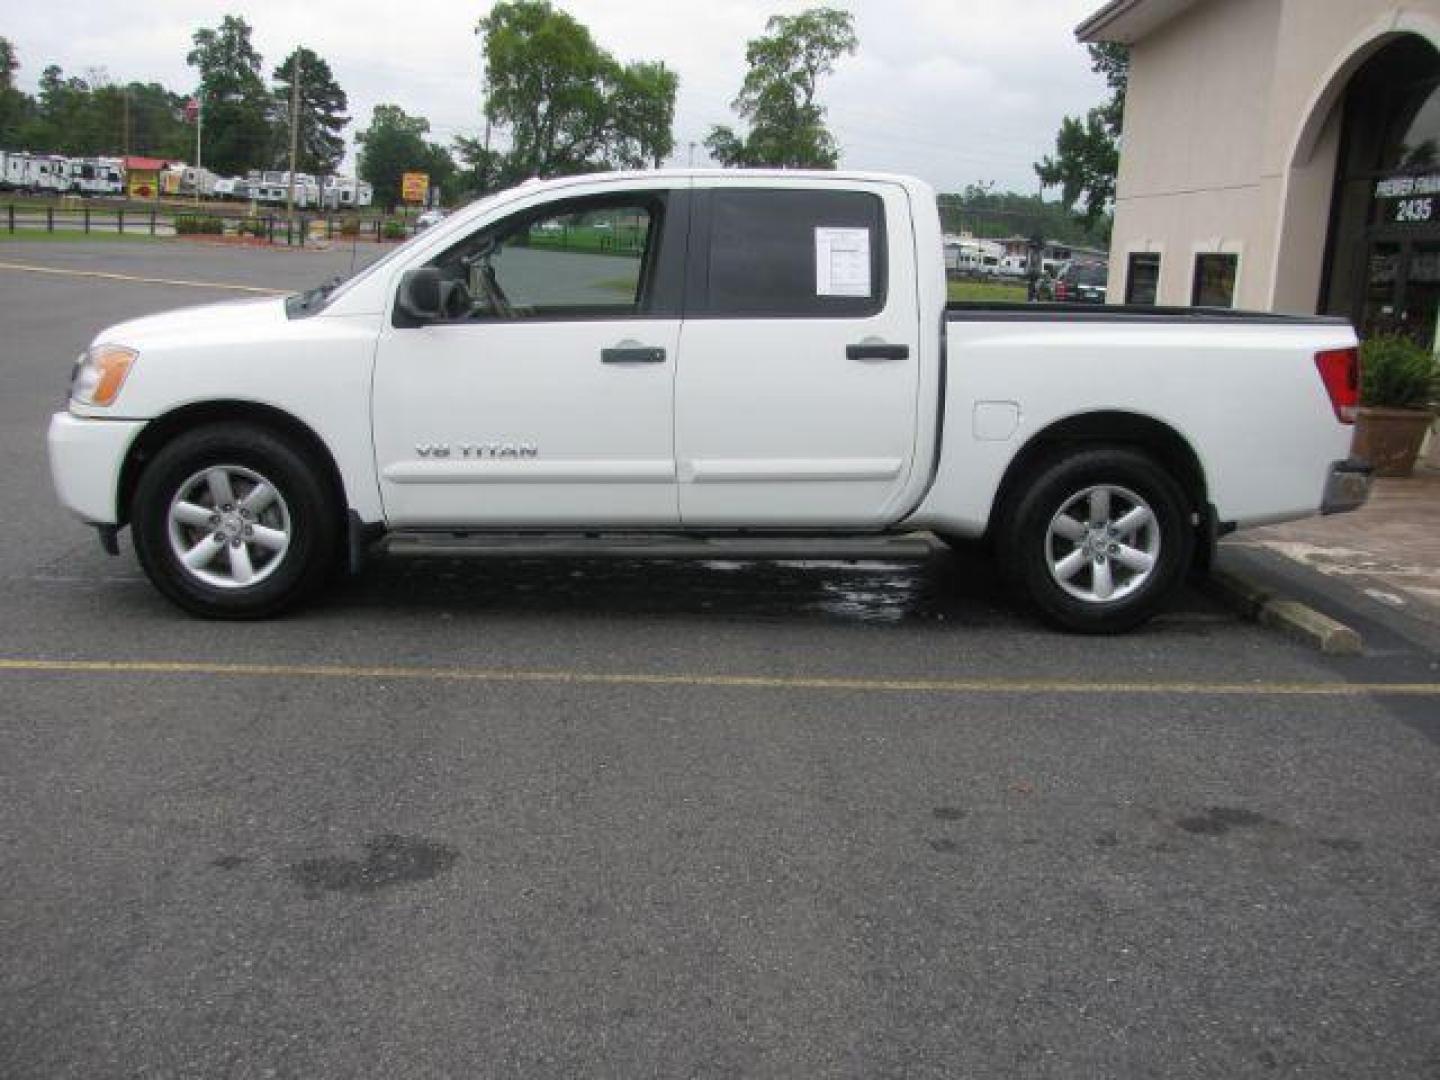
[1353,334,1439,477]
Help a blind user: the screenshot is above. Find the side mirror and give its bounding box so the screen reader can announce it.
[397,266,444,324]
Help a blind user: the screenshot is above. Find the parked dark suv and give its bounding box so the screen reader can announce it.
[1044,260,1108,303]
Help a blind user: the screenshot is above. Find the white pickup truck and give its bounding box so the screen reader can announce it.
[48,170,1371,632]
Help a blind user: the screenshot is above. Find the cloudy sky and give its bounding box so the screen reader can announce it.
[5,0,1109,193]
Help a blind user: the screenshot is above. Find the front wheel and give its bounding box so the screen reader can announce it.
[131,424,340,618]
[999,447,1194,634]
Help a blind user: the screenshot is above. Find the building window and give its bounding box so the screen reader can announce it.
[1192,253,1238,307]
[1125,252,1161,305]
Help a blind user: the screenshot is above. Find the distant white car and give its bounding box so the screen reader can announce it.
[415,209,448,230]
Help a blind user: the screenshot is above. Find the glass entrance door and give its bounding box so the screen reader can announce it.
[1361,242,1402,338]
[1403,241,1440,348]
[1362,239,1440,347]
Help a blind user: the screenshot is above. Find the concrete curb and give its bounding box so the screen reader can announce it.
[1204,569,1363,656]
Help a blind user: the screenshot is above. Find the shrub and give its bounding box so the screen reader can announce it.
[338,217,361,237]
[237,218,268,238]
[174,214,224,236]
[381,220,408,240]
[1360,333,1439,410]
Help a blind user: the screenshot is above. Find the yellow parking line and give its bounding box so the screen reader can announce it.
[0,657,1436,697]
[0,261,286,295]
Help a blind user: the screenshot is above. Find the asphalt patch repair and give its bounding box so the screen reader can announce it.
[288,834,459,897]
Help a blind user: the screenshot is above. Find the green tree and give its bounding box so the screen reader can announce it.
[936,186,1110,249]
[356,103,434,208]
[0,37,30,145]
[422,141,461,203]
[13,61,190,159]
[187,15,271,175]
[453,133,505,196]
[270,47,349,174]
[1035,43,1129,229]
[0,44,191,159]
[705,6,857,169]
[23,65,98,154]
[476,0,677,183]
[116,82,193,159]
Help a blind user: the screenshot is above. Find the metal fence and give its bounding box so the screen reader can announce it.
[3,204,412,246]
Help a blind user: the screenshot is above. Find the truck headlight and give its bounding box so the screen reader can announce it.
[70,344,138,407]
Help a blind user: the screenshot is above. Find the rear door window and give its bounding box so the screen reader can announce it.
[696,189,887,317]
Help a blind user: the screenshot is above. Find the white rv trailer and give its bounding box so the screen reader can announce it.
[64,157,125,196]
[323,175,374,209]
[213,176,253,200]
[261,172,323,208]
[11,153,72,193]
[181,166,220,198]
[943,235,1004,277]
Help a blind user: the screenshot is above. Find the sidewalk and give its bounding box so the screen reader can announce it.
[1224,465,1440,631]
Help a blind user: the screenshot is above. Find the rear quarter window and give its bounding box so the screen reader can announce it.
[700,189,887,317]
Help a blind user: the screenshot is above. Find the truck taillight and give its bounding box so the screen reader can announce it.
[1314,347,1360,424]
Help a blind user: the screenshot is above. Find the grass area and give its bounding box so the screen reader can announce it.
[0,229,169,243]
[527,223,646,257]
[948,279,1028,303]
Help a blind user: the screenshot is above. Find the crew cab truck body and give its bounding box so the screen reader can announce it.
[47,170,1370,631]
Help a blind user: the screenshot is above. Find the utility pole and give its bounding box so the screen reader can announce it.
[286,50,303,220]
[122,87,130,156]
[194,90,203,207]
[480,115,491,194]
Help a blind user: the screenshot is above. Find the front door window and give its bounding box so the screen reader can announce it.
[425,196,663,321]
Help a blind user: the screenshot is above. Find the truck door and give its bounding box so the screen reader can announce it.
[675,182,922,527]
[371,186,688,527]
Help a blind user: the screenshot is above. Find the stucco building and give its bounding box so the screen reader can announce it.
[1082,0,1440,347]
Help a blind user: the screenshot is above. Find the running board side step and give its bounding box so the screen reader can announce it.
[380,531,941,561]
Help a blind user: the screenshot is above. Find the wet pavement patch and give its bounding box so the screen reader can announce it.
[210,854,251,870]
[288,834,458,897]
[931,806,965,821]
[1174,806,1272,836]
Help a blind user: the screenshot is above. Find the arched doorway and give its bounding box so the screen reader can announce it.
[1320,34,1440,347]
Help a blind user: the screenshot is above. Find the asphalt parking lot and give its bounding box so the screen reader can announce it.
[2,239,1438,1078]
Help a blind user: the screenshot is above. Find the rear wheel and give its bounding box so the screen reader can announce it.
[131,424,340,618]
[1000,447,1194,633]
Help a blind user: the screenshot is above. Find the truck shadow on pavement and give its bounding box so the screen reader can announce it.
[324,547,1218,632]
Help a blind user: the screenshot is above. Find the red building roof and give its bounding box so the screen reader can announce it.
[123,156,173,171]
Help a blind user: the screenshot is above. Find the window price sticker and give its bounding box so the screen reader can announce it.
[815,227,871,297]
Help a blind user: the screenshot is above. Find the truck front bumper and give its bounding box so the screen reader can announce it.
[1321,457,1373,516]
[47,411,146,525]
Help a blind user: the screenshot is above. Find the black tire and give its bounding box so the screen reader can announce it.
[933,531,990,556]
[131,423,341,618]
[998,446,1194,634]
